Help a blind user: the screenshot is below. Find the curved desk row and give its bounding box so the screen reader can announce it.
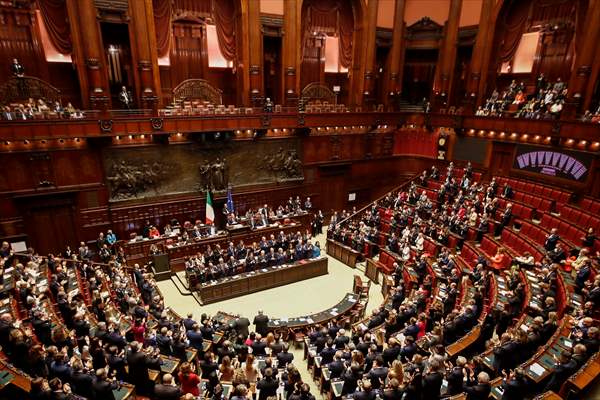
[198,257,328,304]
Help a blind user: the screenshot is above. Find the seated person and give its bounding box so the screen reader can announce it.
[491,248,508,271]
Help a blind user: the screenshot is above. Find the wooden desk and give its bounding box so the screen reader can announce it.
[268,292,359,330]
[365,258,379,283]
[122,215,310,267]
[564,352,600,396]
[199,257,328,304]
[113,383,135,400]
[326,239,360,268]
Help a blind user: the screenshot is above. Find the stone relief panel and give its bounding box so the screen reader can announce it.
[103,139,303,201]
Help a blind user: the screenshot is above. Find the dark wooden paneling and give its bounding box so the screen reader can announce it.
[46,63,81,108]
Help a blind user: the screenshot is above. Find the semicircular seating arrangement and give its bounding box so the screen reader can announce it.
[324,163,599,400]
[0,163,598,400]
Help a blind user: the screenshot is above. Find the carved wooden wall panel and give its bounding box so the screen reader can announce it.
[103,139,303,201]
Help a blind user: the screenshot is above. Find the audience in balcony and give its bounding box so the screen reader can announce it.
[477,76,568,120]
[1,97,83,120]
[580,105,600,123]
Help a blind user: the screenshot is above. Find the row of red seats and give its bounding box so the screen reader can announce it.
[539,214,584,246]
[495,176,571,206]
[579,197,600,215]
[519,221,569,250]
[377,248,399,275]
[560,205,600,232]
[479,236,499,258]
[441,167,483,182]
[500,229,544,262]
[496,197,534,221]
[512,191,553,214]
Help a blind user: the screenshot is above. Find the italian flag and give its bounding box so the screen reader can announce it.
[205,190,215,225]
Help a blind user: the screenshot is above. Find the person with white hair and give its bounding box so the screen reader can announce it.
[464,370,491,399]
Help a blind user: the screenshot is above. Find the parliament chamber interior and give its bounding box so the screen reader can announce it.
[1,0,600,399]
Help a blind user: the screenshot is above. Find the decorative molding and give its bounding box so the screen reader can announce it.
[249,65,261,75]
[0,76,61,106]
[330,136,342,160]
[150,118,163,131]
[86,58,101,69]
[138,60,152,71]
[172,79,223,105]
[98,119,113,133]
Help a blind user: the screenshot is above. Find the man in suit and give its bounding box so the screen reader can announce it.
[341,363,363,395]
[154,374,181,400]
[253,310,269,336]
[328,351,345,379]
[334,328,350,349]
[495,203,512,236]
[235,316,251,338]
[446,356,467,396]
[92,368,117,400]
[421,359,443,399]
[353,379,377,400]
[126,341,154,396]
[1,106,13,121]
[544,228,560,251]
[70,361,94,399]
[464,371,492,400]
[366,356,388,389]
[11,58,24,77]
[544,350,578,392]
[251,334,267,356]
[319,340,336,365]
[276,343,294,366]
[500,368,528,400]
[257,368,279,400]
[494,333,518,374]
[182,313,196,332]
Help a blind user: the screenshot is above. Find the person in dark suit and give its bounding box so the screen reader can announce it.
[366,356,388,389]
[92,368,117,400]
[382,378,403,400]
[253,310,269,336]
[353,379,377,400]
[493,333,517,374]
[235,316,251,338]
[319,340,336,365]
[547,242,566,263]
[446,356,467,396]
[126,341,154,396]
[182,313,196,332]
[544,229,560,251]
[328,351,345,379]
[544,350,578,393]
[464,371,492,400]
[70,359,94,399]
[500,368,528,400]
[421,359,443,399]
[257,368,279,400]
[341,363,363,395]
[154,373,181,400]
[186,324,203,351]
[251,334,267,356]
[276,343,294,366]
[289,383,316,400]
[11,58,24,77]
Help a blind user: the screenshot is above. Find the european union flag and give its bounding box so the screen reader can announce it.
[226,187,234,213]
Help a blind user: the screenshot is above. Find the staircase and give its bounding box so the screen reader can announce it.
[397,99,425,113]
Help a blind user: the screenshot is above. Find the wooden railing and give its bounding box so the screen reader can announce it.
[0,112,599,144]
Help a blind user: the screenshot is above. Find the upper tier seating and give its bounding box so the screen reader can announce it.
[495,176,572,209]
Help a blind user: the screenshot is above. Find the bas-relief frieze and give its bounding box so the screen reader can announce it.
[103,139,304,200]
